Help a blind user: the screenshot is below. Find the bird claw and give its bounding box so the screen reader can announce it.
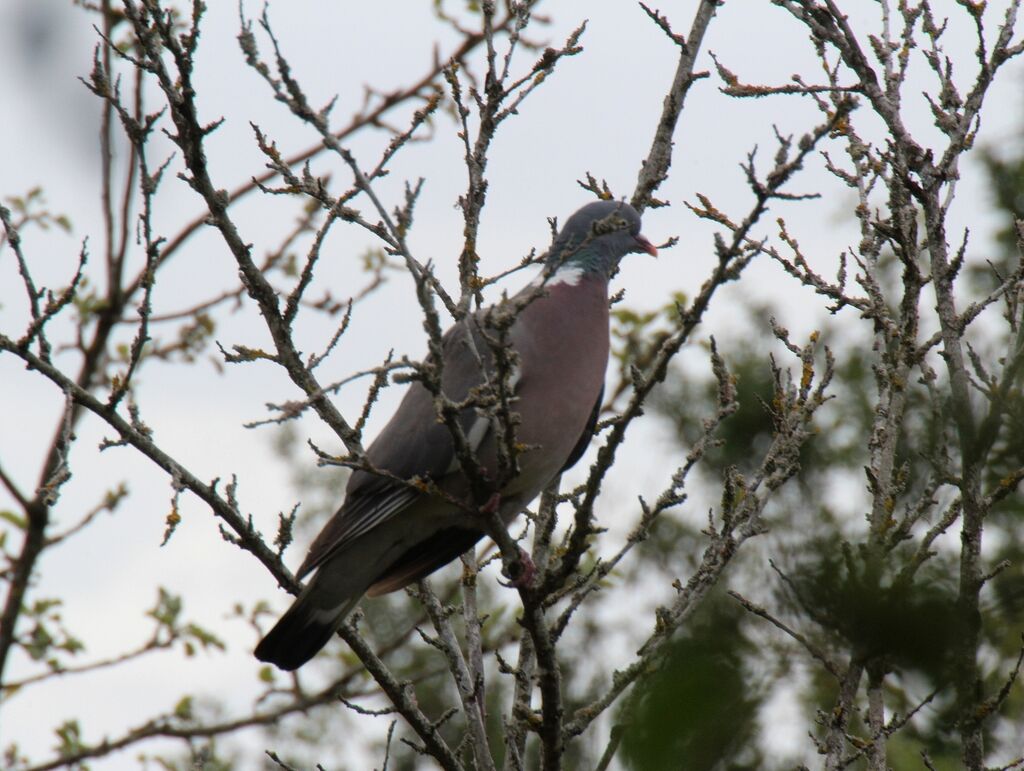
[477,494,535,588]
[499,547,536,589]
[480,492,502,515]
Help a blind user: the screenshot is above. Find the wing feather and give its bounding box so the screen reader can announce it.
[297,318,514,577]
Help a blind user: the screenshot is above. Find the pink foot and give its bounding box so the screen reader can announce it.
[480,492,502,514]
[499,547,537,589]
[477,494,535,588]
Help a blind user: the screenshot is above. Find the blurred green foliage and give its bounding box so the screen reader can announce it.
[620,597,763,771]
[630,134,1024,767]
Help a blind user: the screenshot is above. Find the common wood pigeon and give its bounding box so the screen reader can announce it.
[255,200,656,670]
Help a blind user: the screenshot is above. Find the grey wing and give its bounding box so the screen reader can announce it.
[297,320,498,578]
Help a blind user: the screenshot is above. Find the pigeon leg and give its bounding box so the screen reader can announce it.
[477,493,536,588]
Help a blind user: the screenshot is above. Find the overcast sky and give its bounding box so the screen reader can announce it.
[2,1,1022,767]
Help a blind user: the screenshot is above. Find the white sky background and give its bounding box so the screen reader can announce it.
[1,0,1022,768]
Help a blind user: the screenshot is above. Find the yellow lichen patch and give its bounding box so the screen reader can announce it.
[801,361,814,392]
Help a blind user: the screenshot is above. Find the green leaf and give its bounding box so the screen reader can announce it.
[0,510,27,530]
[54,719,85,758]
[184,623,225,652]
[148,588,183,629]
[173,695,194,720]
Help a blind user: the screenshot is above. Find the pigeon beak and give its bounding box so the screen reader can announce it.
[634,234,658,257]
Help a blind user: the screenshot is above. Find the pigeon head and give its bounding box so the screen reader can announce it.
[546,201,657,278]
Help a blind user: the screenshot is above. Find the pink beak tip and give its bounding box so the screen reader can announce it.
[637,235,658,257]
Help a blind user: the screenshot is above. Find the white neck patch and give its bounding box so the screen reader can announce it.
[531,264,583,289]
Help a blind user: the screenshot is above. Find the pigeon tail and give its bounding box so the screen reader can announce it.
[254,581,362,671]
